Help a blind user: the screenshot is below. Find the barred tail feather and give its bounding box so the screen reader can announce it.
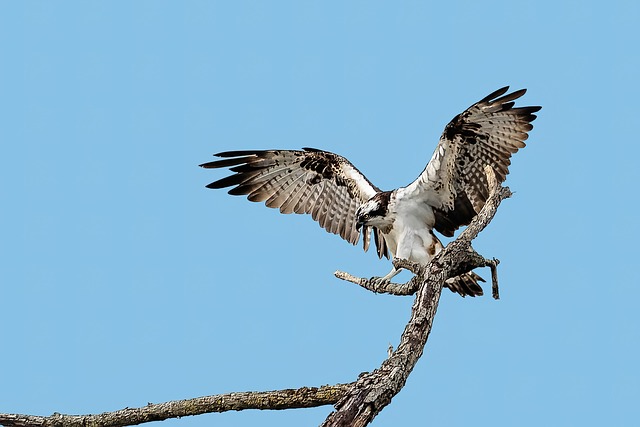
[445,271,485,297]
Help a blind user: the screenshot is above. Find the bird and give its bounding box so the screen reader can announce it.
[200,87,540,297]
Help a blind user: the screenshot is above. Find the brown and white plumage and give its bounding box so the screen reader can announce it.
[402,87,541,237]
[201,87,540,297]
[201,148,390,258]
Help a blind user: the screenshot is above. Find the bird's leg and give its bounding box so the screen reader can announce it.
[369,266,402,286]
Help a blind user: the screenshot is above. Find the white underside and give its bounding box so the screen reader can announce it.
[371,192,444,281]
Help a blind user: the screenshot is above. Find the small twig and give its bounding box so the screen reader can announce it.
[487,258,500,300]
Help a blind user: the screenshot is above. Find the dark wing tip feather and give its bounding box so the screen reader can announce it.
[494,88,527,104]
[479,86,510,102]
[214,150,265,157]
[200,150,271,169]
[520,106,542,122]
[480,87,530,106]
[200,157,252,169]
[205,173,247,190]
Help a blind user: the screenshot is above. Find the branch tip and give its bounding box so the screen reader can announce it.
[334,269,420,296]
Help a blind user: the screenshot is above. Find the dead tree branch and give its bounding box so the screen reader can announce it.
[1,167,511,427]
[0,384,352,427]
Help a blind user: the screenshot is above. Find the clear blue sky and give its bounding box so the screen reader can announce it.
[1,1,638,426]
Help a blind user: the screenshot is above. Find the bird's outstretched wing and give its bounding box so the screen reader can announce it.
[401,87,541,236]
[200,148,389,257]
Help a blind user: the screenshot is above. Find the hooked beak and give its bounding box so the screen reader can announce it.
[355,217,365,232]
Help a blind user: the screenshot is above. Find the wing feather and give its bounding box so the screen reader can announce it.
[201,148,385,253]
[279,177,309,214]
[402,87,541,236]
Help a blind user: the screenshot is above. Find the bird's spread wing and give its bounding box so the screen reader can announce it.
[200,148,389,257]
[402,87,541,236]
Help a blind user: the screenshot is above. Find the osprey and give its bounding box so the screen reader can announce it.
[201,87,540,297]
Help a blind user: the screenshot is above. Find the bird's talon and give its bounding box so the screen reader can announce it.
[369,277,390,288]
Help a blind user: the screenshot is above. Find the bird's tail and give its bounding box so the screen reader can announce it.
[445,271,485,297]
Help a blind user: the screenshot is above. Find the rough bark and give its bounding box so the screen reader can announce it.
[333,270,422,295]
[0,384,351,427]
[1,167,510,427]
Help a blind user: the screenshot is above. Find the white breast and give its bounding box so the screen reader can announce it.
[382,193,439,265]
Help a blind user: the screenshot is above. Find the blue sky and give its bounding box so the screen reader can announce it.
[1,1,638,426]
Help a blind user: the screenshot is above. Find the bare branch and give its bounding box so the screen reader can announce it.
[0,384,352,427]
[486,257,500,300]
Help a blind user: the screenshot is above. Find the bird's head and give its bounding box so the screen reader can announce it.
[355,192,392,231]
